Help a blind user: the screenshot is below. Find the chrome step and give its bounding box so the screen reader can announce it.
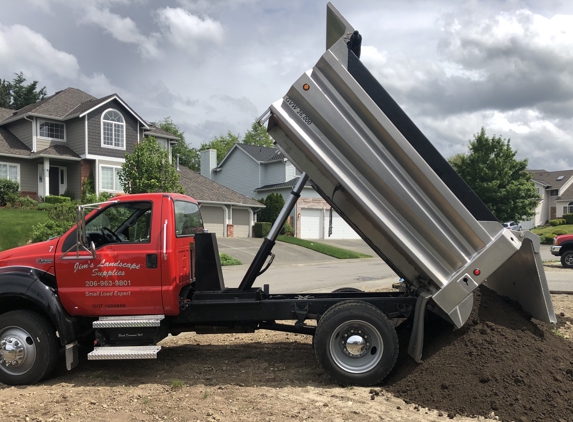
[93,315,165,328]
[88,345,161,360]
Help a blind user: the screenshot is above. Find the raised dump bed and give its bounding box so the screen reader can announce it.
[264,2,555,335]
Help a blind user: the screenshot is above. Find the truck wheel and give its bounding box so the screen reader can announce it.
[314,301,398,386]
[0,310,59,385]
[561,250,573,268]
[332,287,364,293]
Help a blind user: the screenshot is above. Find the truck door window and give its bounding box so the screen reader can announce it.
[174,201,203,236]
[85,201,153,247]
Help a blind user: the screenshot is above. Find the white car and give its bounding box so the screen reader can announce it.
[503,221,522,231]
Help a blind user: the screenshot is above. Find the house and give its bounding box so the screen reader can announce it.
[0,88,178,199]
[178,165,264,237]
[524,169,573,228]
[200,145,360,239]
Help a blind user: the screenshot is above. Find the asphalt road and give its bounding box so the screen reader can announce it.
[219,238,571,293]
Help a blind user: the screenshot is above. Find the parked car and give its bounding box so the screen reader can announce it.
[503,221,522,231]
[551,234,573,268]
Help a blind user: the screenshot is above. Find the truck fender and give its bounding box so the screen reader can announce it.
[0,267,76,346]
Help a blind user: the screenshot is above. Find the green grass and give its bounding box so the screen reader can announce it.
[0,208,50,251]
[277,235,371,259]
[531,224,573,236]
[219,253,242,266]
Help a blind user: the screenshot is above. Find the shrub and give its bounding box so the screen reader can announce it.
[62,188,75,200]
[258,193,285,224]
[48,202,77,224]
[219,253,242,266]
[31,220,72,243]
[253,222,271,238]
[281,222,293,236]
[0,179,20,206]
[45,195,71,205]
[564,213,573,225]
[552,229,568,236]
[37,203,55,211]
[542,233,557,244]
[549,219,561,226]
[8,195,38,210]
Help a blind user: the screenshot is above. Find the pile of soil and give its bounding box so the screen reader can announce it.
[383,286,573,421]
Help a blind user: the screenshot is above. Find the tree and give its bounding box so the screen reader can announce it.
[156,117,200,171]
[8,72,47,110]
[200,131,240,164]
[258,193,285,224]
[119,137,184,194]
[449,128,539,223]
[243,121,274,147]
[0,79,10,108]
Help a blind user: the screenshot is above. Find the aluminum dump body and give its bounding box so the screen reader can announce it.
[265,3,555,328]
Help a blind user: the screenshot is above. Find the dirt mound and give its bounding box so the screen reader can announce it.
[383,286,573,421]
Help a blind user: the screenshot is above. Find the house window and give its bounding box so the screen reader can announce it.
[0,162,19,183]
[100,165,122,192]
[564,202,573,215]
[38,120,65,140]
[550,189,559,196]
[102,109,125,149]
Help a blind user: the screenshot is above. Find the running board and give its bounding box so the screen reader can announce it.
[93,315,165,328]
[88,345,161,360]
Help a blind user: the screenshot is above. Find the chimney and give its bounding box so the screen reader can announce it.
[200,149,217,180]
[176,154,180,171]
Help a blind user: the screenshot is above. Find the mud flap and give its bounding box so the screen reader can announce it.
[485,231,556,324]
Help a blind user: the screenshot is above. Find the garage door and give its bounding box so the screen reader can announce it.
[324,211,361,239]
[301,208,323,239]
[201,206,225,237]
[232,208,250,237]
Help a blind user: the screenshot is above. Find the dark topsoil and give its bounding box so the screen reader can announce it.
[383,286,573,422]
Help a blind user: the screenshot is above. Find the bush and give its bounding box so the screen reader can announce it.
[219,253,242,266]
[37,203,55,211]
[281,222,293,236]
[258,193,285,224]
[552,228,568,236]
[549,219,561,226]
[541,233,557,244]
[45,195,71,205]
[48,202,77,224]
[62,188,75,200]
[254,222,271,238]
[31,220,72,243]
[8,195,38,210]
[564,213,573,225]
[0,179,20,206]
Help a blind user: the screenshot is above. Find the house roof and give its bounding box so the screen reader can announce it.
[216,143,284,169]
[145,124,180,141]
[255,177,311,192]
[0,127,31,156]
[0,107,13,122]
[178,165,264,207]
[527,169,573,190]
[30,145,81,160]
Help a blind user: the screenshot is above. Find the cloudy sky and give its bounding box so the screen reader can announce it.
[2,0,573,170]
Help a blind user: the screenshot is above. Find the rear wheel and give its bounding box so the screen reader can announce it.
[314,301,398,386]
[0,310,59,385]
[331,287,364,293]
[561,250,573,268]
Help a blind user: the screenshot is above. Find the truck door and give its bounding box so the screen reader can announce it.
[56,200,163,316]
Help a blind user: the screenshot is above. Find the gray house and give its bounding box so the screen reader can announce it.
[200,144,360,239]
[0,88,177,199]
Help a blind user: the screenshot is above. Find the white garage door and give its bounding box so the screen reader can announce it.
[232,208,250,237]
[324,211,361,239]
[301,208,323,239]
[201,206,225,237]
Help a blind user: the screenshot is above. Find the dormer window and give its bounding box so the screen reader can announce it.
[38,120,65,141]
[102,109,125,149]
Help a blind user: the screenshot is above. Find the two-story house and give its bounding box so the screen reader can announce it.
[523,169,573,228]
[0,88,178,199]
[200,145,360,239]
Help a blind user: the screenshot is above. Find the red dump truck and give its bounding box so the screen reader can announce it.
[0,3,555,387]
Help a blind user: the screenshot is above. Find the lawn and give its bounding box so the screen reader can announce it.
[277,235,371,259]
[0,208,50,252]
[531,224,573,236]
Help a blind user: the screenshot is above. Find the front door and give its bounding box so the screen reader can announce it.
[55,200,163,316]
[49,167,59,195]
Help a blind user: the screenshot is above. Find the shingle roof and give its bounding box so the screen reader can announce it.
[178,165,263,207]
[255,177,311,191]
[30,145,81,159]
[559,185,573,202]
[0,108,13,122]
[528,169,573,190]
[6,88,96,121]
[65,94,115,118]
[236,144,283,163]
[145,124,180,140]
[0,128,31,156]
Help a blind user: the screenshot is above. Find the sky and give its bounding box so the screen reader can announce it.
[1,0,573,171]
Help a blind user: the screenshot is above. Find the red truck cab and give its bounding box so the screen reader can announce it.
[551,234,573,268]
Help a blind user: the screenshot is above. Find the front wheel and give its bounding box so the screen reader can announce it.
[561,250,573,268]
[0,310,59,385]
[314,301,398,386]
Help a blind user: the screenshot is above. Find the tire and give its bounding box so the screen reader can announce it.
[0,310,60,385]
[314,300,398,386]
[332,287,364,293]
[561,250,573,268]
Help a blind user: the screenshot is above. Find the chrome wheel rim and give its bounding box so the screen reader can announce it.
[0,327,37,375]
[329,320,383,374]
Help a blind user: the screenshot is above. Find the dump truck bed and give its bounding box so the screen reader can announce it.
[265,2,555,328]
